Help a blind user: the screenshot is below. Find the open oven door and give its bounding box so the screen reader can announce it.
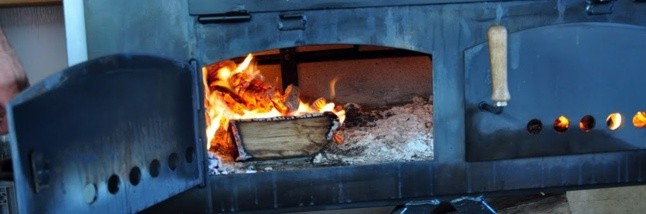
[5,54,206,213]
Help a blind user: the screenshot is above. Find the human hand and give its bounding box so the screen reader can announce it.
[0,27,28,133]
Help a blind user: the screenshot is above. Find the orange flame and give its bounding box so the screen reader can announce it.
[553,115,569,132]
[634,112,646,128]
[203,54,345,149]
[329,77,339,99]
[606,113,623,130]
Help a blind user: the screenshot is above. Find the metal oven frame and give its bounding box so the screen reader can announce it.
[6,0,646,213]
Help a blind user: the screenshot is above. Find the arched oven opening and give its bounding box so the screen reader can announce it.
[201,45,434,174]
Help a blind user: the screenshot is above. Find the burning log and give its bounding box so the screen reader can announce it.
[202,54,346,163]
[204,57,278,114]
[310,97,328,112]
[231,112,340,161]
[280,84,300,114]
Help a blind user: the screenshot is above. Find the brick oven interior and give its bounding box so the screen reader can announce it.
[250,45,431,107]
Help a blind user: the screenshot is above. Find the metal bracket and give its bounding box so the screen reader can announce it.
[29,151,50,193]
[280,48,299,89]
[189,58,209,188]
[391,199,441,214]
[278,13,307,31]
[478,102,504,115]
[450,196,496,214]
[586,0,615,15]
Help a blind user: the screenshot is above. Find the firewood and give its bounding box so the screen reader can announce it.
[204,59,278,114]
[310,97,327,112]
[231,112,340,161]
[221,92,246,115]
[283,84,300,113]
[272,84,300,115]
[204,60,236,92]
[210,125,237,162]
[231,76,275,112]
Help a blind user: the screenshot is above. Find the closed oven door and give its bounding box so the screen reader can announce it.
[465,23,646,161]
[6,55,206,213]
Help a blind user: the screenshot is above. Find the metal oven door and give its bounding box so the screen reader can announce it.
[465,23,646,161]
[6,55,205,213]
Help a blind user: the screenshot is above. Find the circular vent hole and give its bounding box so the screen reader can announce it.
[633,112,646,128]
[185,147,196,164]
[149,159,161,178]
[129,166,142,186]
[107,174,120,195]
[579,115,595,132]
[553,116,569,132]
[527,119,542,135]
[168,153,179,171]
[83,183,97,204]
[606,113,623,130]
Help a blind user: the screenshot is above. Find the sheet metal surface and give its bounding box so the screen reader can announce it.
[7,55,204,213]
[465,23,646,161]
[79,0,646,213]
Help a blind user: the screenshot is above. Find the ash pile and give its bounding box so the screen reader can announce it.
[209,96,434,175]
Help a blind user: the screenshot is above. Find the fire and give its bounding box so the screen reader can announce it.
[553,115,569,132]
[202,54,345,150]
[578,115,594,132]
[606,113,622,130]
[634,112,646,128]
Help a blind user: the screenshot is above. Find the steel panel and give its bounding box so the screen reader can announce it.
[465,23,646,161]
[77,0,646,212]
[195,152,646,213]
[7,55,204,213]
[188,0,526,15]
[84,0,194,62]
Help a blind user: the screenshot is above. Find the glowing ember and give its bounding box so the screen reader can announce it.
[202,54,346,151]
[553,115,569,132]
[606,113,622,130]
[633,112,646,128]
[578,115,595,132]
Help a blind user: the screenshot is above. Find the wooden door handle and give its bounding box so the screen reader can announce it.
[487,25,510,107]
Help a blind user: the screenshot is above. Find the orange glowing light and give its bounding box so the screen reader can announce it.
[633,112,646,128]
[606,113,623,130]
[202,54,346,150]
[332,130,344,144]
[329,77,339,99]
[578,115,595,132]
[553,116,569,132]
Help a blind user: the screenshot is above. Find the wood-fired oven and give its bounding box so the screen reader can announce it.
[4,0,646,213]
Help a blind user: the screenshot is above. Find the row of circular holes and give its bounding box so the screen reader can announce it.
[83,147,196,204]
[527,111,646,134]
